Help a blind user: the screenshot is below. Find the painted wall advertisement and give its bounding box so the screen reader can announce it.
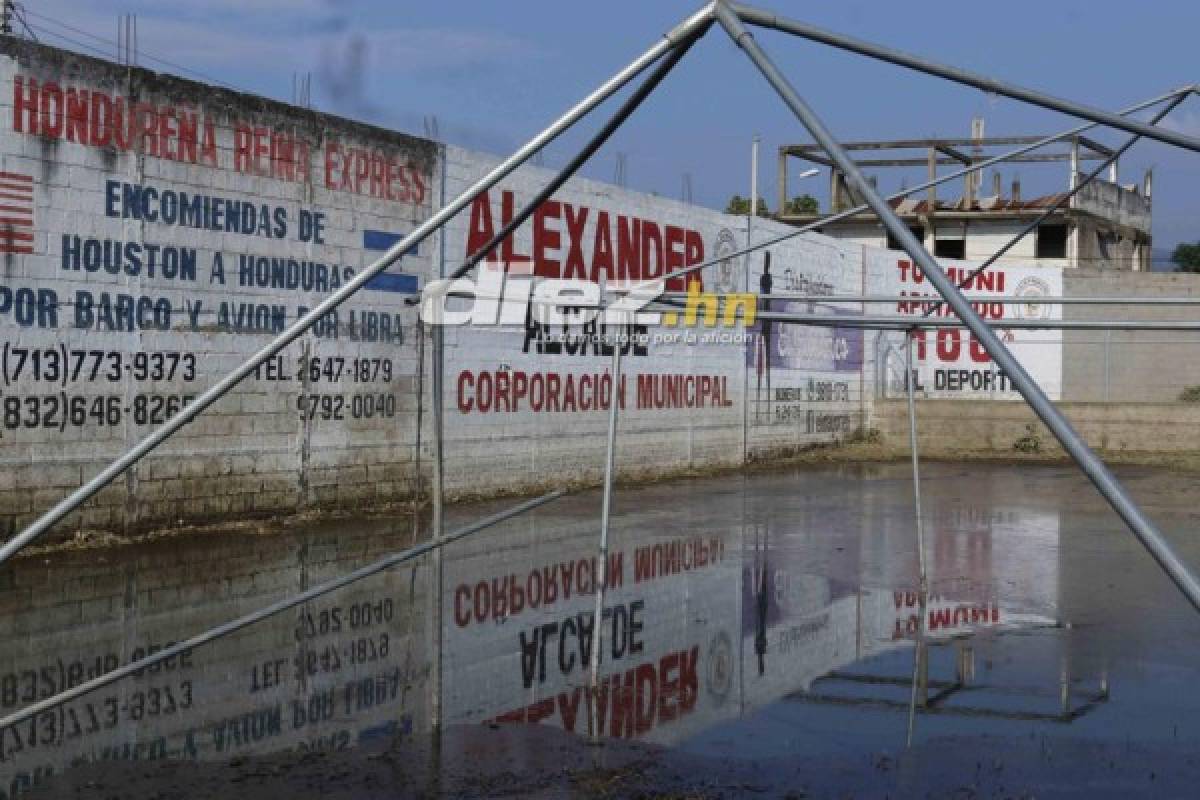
[869,250,1064,400]
[0,44,436,532]
[0,39,1068,529]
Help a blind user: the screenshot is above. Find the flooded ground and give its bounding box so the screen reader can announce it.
[4,461,1200,798]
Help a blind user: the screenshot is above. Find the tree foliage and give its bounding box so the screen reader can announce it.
[784,194,819,215]
[1173,242,1200,273]
[725,194,769,217]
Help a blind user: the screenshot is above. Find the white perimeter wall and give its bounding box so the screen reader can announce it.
[0,40,1066,539]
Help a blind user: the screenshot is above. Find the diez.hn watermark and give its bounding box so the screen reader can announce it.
[418,267,760,345]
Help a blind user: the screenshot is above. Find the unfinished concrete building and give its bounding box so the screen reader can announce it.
[775,130,1153,270]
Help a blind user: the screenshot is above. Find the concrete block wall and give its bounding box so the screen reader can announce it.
[1061,268,1200,403]
[32,37,1200,541]
[0,39,436,539]
[0,38,884,541]
[437,146,874,495]
[875,399,1200,454]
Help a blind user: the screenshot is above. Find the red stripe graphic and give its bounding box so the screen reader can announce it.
[0,172,32,182]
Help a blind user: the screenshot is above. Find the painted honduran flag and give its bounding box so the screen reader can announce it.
[363,229,418,294]
[0,172,34,254]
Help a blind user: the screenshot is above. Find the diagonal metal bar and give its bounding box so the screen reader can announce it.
[904,332,927,595]
[416,24,708,295]
[732,2,1200,154]
[0,6,716,566]
[588,313,625,742]
[622,86,1188,301]
[0,489,567,733]
[644,305,1200,331]
[714,0,1200,614]
[925,92,1191,316]
[658,293,1200,306]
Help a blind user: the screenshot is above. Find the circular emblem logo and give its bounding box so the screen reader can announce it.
[712,228,740,295]
[706,630,733,706]
[1012,275,1052,320]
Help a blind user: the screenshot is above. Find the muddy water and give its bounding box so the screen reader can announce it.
[3,462,1200,798]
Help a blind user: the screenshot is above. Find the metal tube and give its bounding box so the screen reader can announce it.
[645,303,1200,331]
[715,1,1200,615]
[658,292,1200,306]
[621,85,1187,297]
[0,9,715,565]
[905,332,927,591]
[429,148,449,733]
[428,34,702,733]
[926,92,1190,314]
[749,134,759,247]
[732,2,1200,154]
[429,28,706,290]
[0,489,567,732]
[429,321,445,733]
[588,321,625,742]
[903,331,927,750]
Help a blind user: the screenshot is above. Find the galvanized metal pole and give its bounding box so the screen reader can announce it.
[902,592,926,748]
[903,327,928,749]
[0,7,715,565]
[904,331,927,592]
[646,304,1200,332]
[714,1,1200,614]
[588,321,624,742]
[749,134,759,246]
[731,2,1200,155]
[925,92,1190,313]
[645,302,1200,332]
[660,293,1200,306]
[0,489,567,732]
[432,28,707,288]
[429,322,445,733]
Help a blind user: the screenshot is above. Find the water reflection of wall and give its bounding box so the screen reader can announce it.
[442,491,1063,751]
[0,466,1071,797]
[739,487,1062,711]
[441,517,741,745]
[0,527,431,800]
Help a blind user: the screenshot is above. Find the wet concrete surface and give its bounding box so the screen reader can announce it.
[4,461,1200,797]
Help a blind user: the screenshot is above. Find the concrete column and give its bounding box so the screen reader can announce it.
[926,147,937,213]
[1070,137,1080,190]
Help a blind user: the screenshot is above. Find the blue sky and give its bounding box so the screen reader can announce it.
[26,1,1200,253]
